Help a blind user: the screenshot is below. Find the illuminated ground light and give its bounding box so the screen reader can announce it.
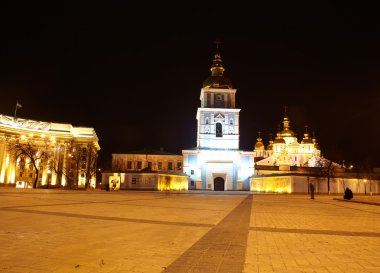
[251,178,291,193]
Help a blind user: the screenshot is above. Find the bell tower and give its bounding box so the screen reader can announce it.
[182,41,254,191]
[197,43,240,150]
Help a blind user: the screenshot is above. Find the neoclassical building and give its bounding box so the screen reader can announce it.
[182,50,254,191]
[0,114,100,188]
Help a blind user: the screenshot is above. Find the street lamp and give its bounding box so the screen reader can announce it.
[363,179,367,195]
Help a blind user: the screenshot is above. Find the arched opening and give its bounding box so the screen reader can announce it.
[214,177,225,191]
[216,123,222,137]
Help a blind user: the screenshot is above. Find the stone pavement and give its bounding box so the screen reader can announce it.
[0,189,380,273]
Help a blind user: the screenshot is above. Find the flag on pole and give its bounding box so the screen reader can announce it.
[14,101,22,118]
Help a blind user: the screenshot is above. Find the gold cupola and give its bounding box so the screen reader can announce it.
[279,106,295,138]
[312,132,320,150]
[203,42,232,89]
[254,131,265,150]
[266,133,274,150]
[273,125,285,144]
[301,125,314,144]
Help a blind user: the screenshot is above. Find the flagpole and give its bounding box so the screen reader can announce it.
[14,102,18,118]
[14,101,22,118]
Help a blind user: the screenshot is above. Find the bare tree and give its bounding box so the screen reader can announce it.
[314,157,339,194]
[7,136,52,188]
[48,141,98,189]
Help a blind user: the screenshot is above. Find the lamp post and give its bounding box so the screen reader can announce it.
[364,179,367,195]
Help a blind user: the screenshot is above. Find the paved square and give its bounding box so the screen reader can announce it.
[1,189,380,273]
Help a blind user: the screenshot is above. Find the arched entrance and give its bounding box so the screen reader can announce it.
[214,177,225,191]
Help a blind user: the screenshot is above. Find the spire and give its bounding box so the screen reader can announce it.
[280,105,294,137]
[210,40,225,76]
[202,40,232,89]
[312,131,320,149]
[254,131,265,151]
[302,125,313,144]
[267,133,274,150]
[283,104,288,117]
[274,125,285,144]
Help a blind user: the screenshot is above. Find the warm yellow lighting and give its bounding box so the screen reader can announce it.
[364,179,367,183]
[51,174,56,185]
[251,177,292,193]
[21,135,26,140]
[41,134,45,138]
[0,169,4,183]
[29,133,33,137]
[157,175,188,191]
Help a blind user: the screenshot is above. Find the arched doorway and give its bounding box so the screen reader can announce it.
[214,177,225,191]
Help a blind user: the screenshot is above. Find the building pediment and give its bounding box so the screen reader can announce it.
[214,113,225,121]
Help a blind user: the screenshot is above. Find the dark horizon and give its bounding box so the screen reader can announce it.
[1,3,380,170]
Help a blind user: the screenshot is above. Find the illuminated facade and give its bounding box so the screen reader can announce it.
[250,110,380,194]
[254,112,322,168]
[101,149,186,191]
[101,171,188,191]
[0,114,100,188]
[182,50,254,191]
[112,149,182,172]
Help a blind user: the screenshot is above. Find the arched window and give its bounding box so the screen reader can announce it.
[216,123,222,137]
[229,119,234,125]
[205,117,209,125]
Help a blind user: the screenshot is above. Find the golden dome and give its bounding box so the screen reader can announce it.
[301,126,313,144]
[203,52,232,89]
[312,136,320,150]
[273,137,285,144]
[254,142,265,150]
[203,75,232,89]
[254,131,265,150]
[273,132,285,144]
[266,142,273,150]
[266,136,274,150]
[279,116,295,137]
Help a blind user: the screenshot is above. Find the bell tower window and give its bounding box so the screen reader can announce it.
[216,123,223,137]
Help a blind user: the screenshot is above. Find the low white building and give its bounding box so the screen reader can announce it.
[112,149,183,172]
[101,149,187,191]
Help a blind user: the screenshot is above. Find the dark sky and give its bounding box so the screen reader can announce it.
[1,2,380,170]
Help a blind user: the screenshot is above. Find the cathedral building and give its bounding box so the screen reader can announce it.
[181,44,380,194]
[0,114,100,189]
[182,50,254,191]
[254,110,322,169]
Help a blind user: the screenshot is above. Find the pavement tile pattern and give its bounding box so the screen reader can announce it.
[1,189,380,273]
[163,195,252,273]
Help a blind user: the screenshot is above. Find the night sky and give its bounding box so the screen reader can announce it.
[1,3,380,170]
